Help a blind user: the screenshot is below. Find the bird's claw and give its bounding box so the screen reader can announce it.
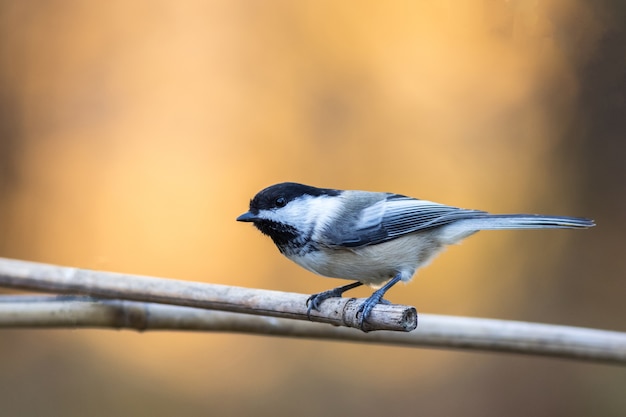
[306,288,345,318]
[355,295,389,330]
[305,281,364,318]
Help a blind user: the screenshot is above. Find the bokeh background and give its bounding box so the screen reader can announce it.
[1,1,625,416]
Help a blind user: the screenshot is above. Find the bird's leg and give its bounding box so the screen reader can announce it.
[357,274,402,330]
[306,281,363,316]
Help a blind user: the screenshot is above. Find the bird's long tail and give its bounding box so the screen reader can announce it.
[459,214,595,230]
[437,214,594,244]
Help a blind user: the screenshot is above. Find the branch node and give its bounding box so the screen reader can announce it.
[341,298,418,332]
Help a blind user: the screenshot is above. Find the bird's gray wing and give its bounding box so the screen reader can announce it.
[325,194,487,247]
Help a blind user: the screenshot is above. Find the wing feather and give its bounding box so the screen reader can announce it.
[324,194,486,247]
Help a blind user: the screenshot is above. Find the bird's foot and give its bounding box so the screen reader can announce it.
[306,281,363,318]
[306,288,344,315]
[355,274,402,331]
[356,290,389,330]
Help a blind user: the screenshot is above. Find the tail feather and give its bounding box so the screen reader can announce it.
[438,214,595,244]
[465,214,595,230]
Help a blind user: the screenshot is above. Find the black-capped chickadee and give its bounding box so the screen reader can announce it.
[237,182,594,329]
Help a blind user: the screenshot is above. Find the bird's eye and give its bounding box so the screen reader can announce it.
[275,197,287,208]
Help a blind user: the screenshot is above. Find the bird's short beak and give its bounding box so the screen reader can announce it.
[236,211,258,222]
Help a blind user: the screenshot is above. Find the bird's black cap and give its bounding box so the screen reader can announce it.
[244,182,340,215]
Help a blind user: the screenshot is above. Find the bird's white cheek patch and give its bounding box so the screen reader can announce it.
[300,196,344,229]
[254,196,344,238]
[280,196,343,233]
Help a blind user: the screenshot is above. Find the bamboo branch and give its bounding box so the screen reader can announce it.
[0,257,416,332]
[1,295,625,365]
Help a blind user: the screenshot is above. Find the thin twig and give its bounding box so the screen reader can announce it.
[1,295,625,365]
[0,257,416,332]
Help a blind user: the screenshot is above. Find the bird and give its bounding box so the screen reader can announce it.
[236,182,595,330]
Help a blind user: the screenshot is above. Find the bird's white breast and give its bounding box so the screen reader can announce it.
[286,231,447,287]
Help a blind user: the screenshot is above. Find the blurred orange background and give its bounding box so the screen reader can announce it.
[1,1,625,416]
